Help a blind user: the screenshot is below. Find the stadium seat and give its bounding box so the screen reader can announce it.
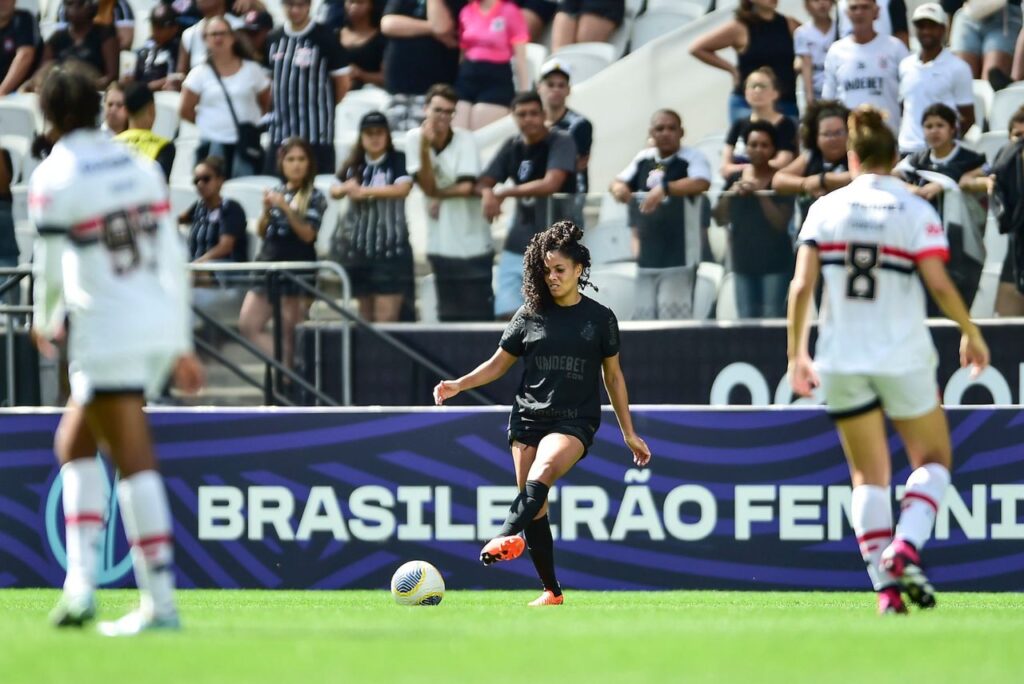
[222,176,281,228]
[335,87,393,146]
[693,132,726,191]
[119,50,137,79]
[987,88,1024,135]
[169,183,198,219]
[693,261,723,320]
[549,43,616,83]
[631,8,704,50]
[624,0,645,15]
[582,218,633,264]
[970,130,1011,164]
[417,273,439,323]
[153,91,181,141]
[587,261,637,320]
[597,191,629,226]
[648,0,711,11]
[314,173,342,258]
[715,271,738,321]
[972,79,993,133]
[0,99,40,142]
[10,183,28,225]
[524,43,549,84]
[170,137,198,185]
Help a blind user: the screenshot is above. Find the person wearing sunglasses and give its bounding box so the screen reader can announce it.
[181,155,249,264]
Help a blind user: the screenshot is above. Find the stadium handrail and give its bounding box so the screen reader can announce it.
[0,265,32,407]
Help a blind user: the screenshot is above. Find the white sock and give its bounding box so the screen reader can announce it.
[896,463,950,550]
[61,458,108,597]
[851,485,897,591]
[117,470,176,618]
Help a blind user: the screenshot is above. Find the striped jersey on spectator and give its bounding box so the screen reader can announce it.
[266,22,350,146]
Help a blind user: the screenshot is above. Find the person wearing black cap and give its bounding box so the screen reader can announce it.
[115,82,177,180]
[330,111,415,322]
[133,3,182,91]
[240,8,273,67]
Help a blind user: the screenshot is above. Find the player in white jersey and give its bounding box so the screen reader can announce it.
[29,64,204,635]
[787,106,989,615]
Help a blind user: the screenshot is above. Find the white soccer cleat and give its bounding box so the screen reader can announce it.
[50,591,97,628]
[97,608,181,637]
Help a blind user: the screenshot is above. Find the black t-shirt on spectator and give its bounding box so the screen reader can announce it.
[0,10,39,87]
[187,198,248,262]
[550,108,592,194]
[725,116,798,161]
[482,129,577,254]
[499,295,620,432]
[134,37,179,84]
[341,30,386,89]
[259,185,326,262]
[723,172,795,275]
[47,25,116,75]
[382,0,464,95]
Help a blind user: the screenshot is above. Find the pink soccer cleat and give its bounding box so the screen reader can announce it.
[881,538,936,609]
[479,535,525,565]
[877,586,908,615]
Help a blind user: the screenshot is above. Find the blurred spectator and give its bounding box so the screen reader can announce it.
[181,16,272,178]
[895,103,988,312]
[56,0,134,50]
[538,59,592,197]
[407,84,494,321]
[266,0,350,178]
[240,9,274,67]
[898,4,973,156]
[340,0,386,89]
[823,0,907,134]
[0,146,16,306]
[551,0,623,53]
[0,0,39,96]
[181,156,249,263]
[993,107,1024,315]
[690,0,800,122]
[477,91,576,318]
[240,138,325,368]
[132,4,183,91]
[838,0,908,44]
[950,0,1020,83]
[772,99,852,225]
[714,121,795,318]
[610,109,711,320]
[721,67,798,178]
[794,0,837,105]
[454,0,530,130]
[169,0,203,28]
[380,0,462,132]
[179,0,245,74]
[331,111,415,322]
[101,81,129,135]
[36,0,119,90]
[116,82,177,181]
[514,0,556,42]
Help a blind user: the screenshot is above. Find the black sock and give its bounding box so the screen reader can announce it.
[525,515,561,596]
[497,480,549,537]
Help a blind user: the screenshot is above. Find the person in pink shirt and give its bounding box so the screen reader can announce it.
[455,0,531,130]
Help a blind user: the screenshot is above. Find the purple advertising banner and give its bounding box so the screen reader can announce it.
[1,407,1022,592]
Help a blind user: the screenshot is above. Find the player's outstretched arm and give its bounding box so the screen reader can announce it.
[787,244,821,397]
[433,348,518,405]
[601,354,651,467]
[918,257,990,377]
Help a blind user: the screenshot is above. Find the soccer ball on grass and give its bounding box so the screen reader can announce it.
[390,560,445,606]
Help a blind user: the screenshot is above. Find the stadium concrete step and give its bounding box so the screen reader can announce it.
[171,385,265,407]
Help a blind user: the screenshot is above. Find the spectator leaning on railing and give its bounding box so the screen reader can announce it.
[610,109,711,321]
[992,108,1024,316]
[477,91,577,320]
[714,120,795,319]
[0,0,39,96]
[407,84,495,322]
[721,67,799,179]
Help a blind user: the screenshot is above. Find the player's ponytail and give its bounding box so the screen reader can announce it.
[848,105,896,171]
[521,220,596,313]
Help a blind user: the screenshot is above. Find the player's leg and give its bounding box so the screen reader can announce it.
[480,440,536,565]
[509,440,560,603]
[84,393,180,635]
[50,402,104,627]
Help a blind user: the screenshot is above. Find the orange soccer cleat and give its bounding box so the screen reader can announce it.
[528,590,564,606]
[479,535,526,565]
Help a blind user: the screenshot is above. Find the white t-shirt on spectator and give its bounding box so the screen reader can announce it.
[822,34,908,134]
[181,14,246,66]
[798,174,948,375]
[897,49,975,153]
[405,127,492,259]
[794,21,837,99]
[182,60,270,143]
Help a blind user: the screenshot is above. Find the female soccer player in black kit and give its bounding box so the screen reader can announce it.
[433,221,651,605]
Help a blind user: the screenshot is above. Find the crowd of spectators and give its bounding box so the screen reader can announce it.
[5,0,1024,377]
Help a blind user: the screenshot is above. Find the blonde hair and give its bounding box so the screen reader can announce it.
[848,105,895,170]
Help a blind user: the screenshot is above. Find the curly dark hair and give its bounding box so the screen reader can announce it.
[522,220,596,313]
[799,99,850,151]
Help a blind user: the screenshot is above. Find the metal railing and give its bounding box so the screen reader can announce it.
[0,265,33,408]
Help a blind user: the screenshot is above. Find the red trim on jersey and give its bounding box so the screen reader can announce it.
[28,193,52,209]
[879,246,914,262]
[902,491,939,513]
[135,534,173,548]
[856,529,893,543]
[65,513,104,525]
[816,242,847,253]
[68,201,172,239]
[914,247,950,263]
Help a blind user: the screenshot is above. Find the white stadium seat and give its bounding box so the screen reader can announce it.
[631,8,705,50]
[549,43,616,83]
[335,87,393,146]
[524,43,549,84]
[0,99,40,142]
[972,79,993,132]
[715,271,738,321]
[152,91,181,141]
[693,261,724,320]
[587,261,637,320]
[987,88,1024,135]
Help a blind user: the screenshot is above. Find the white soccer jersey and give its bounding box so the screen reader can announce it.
[798,174,949,374]
[794,21,836,98]
[822,34,909,134]
[898,49,975,153]
[29,129,192,363]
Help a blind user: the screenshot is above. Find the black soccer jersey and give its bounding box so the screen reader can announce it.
[500,295,620,432]
[258,185,327,262]
[0,10,39,87]
[337,150,413,261]
[46,25,116,76]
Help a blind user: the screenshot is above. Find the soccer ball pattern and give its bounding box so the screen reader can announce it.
[390,561,445,606]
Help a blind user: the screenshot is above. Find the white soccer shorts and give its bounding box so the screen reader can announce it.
[819,368,940,421]
[69,351,179,405]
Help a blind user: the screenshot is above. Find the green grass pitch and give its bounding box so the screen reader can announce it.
[1,589,1021,684]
